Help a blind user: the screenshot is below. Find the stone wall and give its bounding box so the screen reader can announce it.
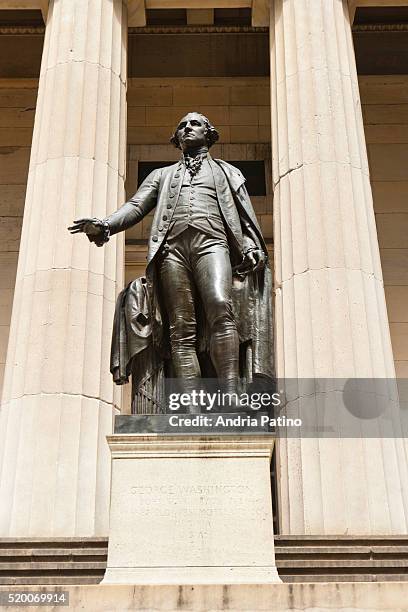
[360,75,408,378]
[0,79,36,397]
[125,76,273,240]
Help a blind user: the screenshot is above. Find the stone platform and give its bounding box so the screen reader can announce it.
[1,583,408,611]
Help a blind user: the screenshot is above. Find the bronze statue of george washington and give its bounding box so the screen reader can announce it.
[69,112,274,414]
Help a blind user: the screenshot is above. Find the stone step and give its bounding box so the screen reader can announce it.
[281,573,408,583]
[0,540,107,585]
[0,537,108,546]
[0,576,102,585]
[0,562,107,570]
[276,546,408,556]
[275,536,408,544]
[0,548,108,557]
[1,537,408,584]
[278,559,408,568]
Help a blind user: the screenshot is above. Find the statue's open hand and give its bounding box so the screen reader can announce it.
[68,218,106,246]
[243,248,266,273]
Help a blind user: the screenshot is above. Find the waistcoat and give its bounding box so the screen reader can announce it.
[168,157,227,240]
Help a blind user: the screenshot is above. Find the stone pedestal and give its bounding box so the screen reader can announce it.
[103,434,280,584]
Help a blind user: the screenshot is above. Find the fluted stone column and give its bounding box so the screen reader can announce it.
[270,0,408,534]
[0,0,127,536]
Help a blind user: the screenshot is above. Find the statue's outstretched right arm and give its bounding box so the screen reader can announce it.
[68,168,161,246]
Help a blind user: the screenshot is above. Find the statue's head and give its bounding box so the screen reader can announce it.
[170,112,219,151]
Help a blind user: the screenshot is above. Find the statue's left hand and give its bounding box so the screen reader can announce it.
[242,248,266,273]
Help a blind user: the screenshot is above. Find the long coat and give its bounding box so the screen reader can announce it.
[106,154,267,268]
[108,155,274,410]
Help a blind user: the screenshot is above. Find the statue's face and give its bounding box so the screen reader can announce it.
[175,113,208,152]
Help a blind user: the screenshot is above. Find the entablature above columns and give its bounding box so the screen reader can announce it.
[0,0,270,29]
[2,0,408,30]
[349,0,408,23]
[128,0,270,27]
[0,0,48,21]
[128,0,146,26]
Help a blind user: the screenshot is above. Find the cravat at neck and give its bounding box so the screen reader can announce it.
[183,150,207,178]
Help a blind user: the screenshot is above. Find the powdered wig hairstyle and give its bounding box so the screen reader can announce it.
[170,113,220,149]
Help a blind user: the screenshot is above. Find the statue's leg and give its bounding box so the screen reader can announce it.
[192,233,239,395]
[159,239,201,381]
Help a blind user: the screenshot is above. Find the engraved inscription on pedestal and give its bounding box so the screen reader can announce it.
[110,460,273,567]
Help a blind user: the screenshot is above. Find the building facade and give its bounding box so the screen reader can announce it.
[0,0,408,607]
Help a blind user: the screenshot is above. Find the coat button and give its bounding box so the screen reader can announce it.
[174,174,180,178]
[163,215,168,221]
[152,236,158,242]
[171,183,177,188]
[158,226,163,232]
[169,194,175,198]
[167,204,173,209]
